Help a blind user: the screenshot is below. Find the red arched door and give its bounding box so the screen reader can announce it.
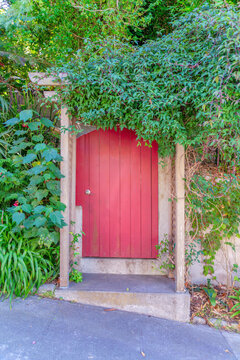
[76,128,158,258]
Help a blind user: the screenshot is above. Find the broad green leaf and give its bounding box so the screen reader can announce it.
[37,227,49,238]
[45,230,60,244]
[43,173,53,181]
[46,180,60,196]
[34,143,47,151]
[21,204,32,213]
[27,165,47,176]
[28,122,41,131]
[48,163,64,178]
[50,200,66,212]
[32,134,44,142]
[5,117,20,126]
[13,137,26,146]
[19,110,33,122]
[25,185,38,195]
[22,153,37,164]
[12,212,25,225]
[9,142,33,154]
[35,189,49,202]
[29,175,44,186]
[15,130,27,136]
[45,206,53,216]
[34,216,47,227]
[23,218,35,229]
[33,205,46,214]
[17,196,27,204]
[23,228,38,239]
[49,210,64,227]
[40,117,54,128]
[42,148,61,162]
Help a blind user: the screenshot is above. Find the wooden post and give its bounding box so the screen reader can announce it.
[175,144,185,292]
[60,106,71,288]
[28,73,71,288]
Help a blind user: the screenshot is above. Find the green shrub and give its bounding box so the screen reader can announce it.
[0,109,63,301]
[0,109,65,244]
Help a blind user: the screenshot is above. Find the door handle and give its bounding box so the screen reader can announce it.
[85,189,91,195]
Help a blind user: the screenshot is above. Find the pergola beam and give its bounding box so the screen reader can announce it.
[29,72,68,86]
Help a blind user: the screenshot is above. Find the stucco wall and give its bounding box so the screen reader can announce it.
[188,233,240,287]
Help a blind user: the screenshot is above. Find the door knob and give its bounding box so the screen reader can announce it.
[85,189,91,195]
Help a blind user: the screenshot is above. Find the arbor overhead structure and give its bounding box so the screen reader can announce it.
[29,72,189,323]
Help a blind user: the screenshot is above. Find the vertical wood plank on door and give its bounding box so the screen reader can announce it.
[109,129,121,257]
[83,135,91,257]
[89,131,100,256]
[151,141,159,257]
[141,141,152,258]
[76,135,90,257]
[99,129,110,257]
[130,136,141,258]
[120,128,131,257]
[76,136,84,206]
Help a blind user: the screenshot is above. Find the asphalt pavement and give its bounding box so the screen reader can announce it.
[0,296,239,360]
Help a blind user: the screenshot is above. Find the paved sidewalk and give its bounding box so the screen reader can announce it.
[0,297,239,360]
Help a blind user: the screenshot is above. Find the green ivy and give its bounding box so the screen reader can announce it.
[186,174,240,275]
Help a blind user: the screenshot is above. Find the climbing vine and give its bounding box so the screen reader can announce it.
[185,148,240,276]
[53,3,240,277]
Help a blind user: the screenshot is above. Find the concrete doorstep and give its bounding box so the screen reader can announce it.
[51,273,190,322]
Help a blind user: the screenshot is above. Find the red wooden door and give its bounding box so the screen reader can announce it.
[76,128,158,258]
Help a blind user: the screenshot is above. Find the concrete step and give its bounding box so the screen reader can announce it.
[54,274,190,322]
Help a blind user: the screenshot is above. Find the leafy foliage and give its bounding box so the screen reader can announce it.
[55,4,240,159]
[156,234,175,273]
[230,269,240,318]
[0,212,57,302]
[0,110,65,247]
[186,173,240,275]
[69,230,83,283]
[203,280,217,306]
[69,269,83,283]
[0,0,163,64]
[3,0,236,65]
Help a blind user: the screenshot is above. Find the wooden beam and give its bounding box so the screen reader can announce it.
[29,72,68,86]
[43,91,58,101]
[60,106,71,288]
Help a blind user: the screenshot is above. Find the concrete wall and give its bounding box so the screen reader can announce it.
[189,233,240,287]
